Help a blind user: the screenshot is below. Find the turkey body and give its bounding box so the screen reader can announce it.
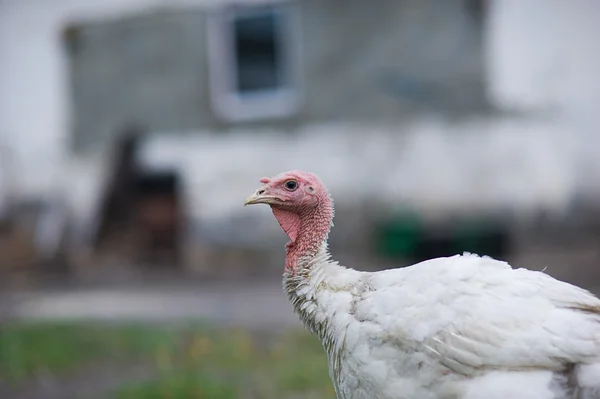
[244,170,600,399]
[284,248,600,399]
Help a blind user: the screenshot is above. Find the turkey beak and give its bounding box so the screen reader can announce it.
[244,188,277,206]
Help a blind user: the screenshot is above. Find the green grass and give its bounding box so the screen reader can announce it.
[0,321,179,383]
[0,322,335,399]
[115,328,334,399]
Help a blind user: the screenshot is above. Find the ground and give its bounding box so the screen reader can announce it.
[0,321,335,399]
[0,279,339,398]
[1,279,301,328]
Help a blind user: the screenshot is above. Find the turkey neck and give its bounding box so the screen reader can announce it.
[279,197,341,336]
[280,198,334,274]
[280,200,354,393]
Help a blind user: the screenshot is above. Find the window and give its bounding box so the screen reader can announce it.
[208,2,302,122]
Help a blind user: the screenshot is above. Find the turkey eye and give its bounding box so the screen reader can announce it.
[284,180,298,191]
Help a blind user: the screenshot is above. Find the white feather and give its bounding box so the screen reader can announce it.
[285,248,600,399]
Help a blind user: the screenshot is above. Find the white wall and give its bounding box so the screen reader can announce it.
[139,118,580,222]
[487,0,600,113]
[0,0,250,196]
[486,0,600,197]
[1,0,600,224]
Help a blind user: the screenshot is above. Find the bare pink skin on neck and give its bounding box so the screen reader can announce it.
[271,196,333,274]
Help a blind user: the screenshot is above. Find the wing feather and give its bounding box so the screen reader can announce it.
[364,254,600,377]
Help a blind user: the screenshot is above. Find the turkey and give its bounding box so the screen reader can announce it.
[244,170,600,399]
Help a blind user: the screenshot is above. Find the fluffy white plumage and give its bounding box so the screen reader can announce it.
[285,247,600,399]
[246,170,600,399]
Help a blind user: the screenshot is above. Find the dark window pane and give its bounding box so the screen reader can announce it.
[233,10,282,93]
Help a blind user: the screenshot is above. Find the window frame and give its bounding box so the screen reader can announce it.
[207,1,303,122]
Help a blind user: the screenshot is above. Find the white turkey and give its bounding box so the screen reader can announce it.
[244,170,600,399]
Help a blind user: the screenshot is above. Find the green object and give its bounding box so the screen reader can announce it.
[374,212,424,258]
[452,220,502,255]
[373,213,508,261]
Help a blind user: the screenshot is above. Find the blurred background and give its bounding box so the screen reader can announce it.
[1,0,599,397]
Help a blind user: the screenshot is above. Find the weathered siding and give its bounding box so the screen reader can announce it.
[67,0,485,151]
[67,9,214,151]
[300,0,485,122]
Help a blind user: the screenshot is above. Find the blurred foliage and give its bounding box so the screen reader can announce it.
[0,322,335,399]
[115,328,334,399]
[0,322,179,384]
